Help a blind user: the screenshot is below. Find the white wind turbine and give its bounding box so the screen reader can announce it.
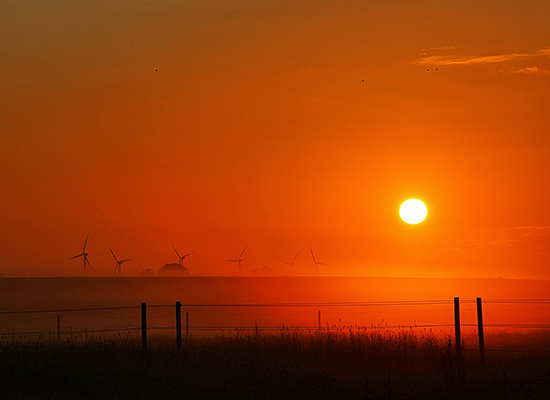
[172,245,194,266]
[226,245,247,270]
[109,247,132,276]
[69,234,92,276]
[279,251,301,274]
[310,247,327,274]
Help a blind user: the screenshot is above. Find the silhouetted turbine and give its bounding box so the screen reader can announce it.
[226,245,247,270]
[172,245,194,266]
[109,246,132,276]
[279,250,301,274]
[69,234,92,276]
[310,247,327,274]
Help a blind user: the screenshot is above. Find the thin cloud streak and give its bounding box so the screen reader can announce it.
[513,66,550,75]
[413,48,550,66]
[510,226,550,236]
[418,46,455,55]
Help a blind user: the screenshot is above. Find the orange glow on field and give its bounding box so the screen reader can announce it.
[1,277,549,341]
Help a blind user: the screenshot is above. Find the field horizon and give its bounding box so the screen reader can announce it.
[1,276,549,307]
[1,276,549,341]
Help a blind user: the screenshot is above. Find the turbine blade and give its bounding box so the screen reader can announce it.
[69,254,82,260]
[109,246,118,262]
[121,258,133,263]
[279,260,291,264]
[172,245,181,258]
[226,259,238,262]
[83,234,89,252]
[310,247,316,263]
[182,252,194,258]
[292,251,301,262]
[239,245,247,259]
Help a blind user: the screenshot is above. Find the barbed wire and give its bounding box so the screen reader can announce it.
[4,321,550,339]
[4,299,545,316]
[1,300,549,343]
[3,298,550,316]
[0,306,141,315]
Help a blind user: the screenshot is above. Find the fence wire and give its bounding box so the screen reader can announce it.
[1,299,549,352]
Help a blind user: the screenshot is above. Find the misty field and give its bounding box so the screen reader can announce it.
[1,329,549,400]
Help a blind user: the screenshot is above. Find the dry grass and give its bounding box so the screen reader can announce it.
[1,328,549,399]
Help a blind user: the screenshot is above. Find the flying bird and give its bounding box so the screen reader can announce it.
[109,247,132,276]
[226,245,247,270]
[69,234,92,276]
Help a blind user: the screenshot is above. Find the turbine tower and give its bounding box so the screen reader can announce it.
[310,247,327,274]
[226,245,247,270]
[279,251,301,274]
[109,247,132,276]
[69,234,91,276]
[172,245,194,266]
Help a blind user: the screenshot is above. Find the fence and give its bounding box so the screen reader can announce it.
[1,298,550,360]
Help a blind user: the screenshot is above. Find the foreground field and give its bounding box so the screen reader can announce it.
[1,330,549,399]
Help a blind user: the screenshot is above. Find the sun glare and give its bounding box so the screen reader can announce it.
[399,199,427,224]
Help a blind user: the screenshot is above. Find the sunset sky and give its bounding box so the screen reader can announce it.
[1,0,549,278]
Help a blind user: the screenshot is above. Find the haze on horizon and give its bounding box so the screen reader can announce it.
[1,0,549,279]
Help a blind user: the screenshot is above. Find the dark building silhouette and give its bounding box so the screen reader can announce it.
[158,263,190,276]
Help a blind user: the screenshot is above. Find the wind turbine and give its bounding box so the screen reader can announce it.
[69,234,92,276]
[172,245,194,266]
[109,247,132,276]
[226,245,247,270]
[310,247,327,274]
[279,251,301,274]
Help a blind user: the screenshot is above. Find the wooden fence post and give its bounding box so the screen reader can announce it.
[176,301,182,350]
[141,302,147,352]
[454,297,461,356]
[477,297,485,364]
[186,312,189,338]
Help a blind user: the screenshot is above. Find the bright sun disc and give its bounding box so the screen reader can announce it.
[399,199,427,224]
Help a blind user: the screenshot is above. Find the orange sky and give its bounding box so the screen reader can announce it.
[1,0,550,278]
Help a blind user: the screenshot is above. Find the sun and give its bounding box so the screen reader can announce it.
[399,199,428,224]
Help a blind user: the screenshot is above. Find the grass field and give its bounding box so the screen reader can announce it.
[1,329,549,399]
